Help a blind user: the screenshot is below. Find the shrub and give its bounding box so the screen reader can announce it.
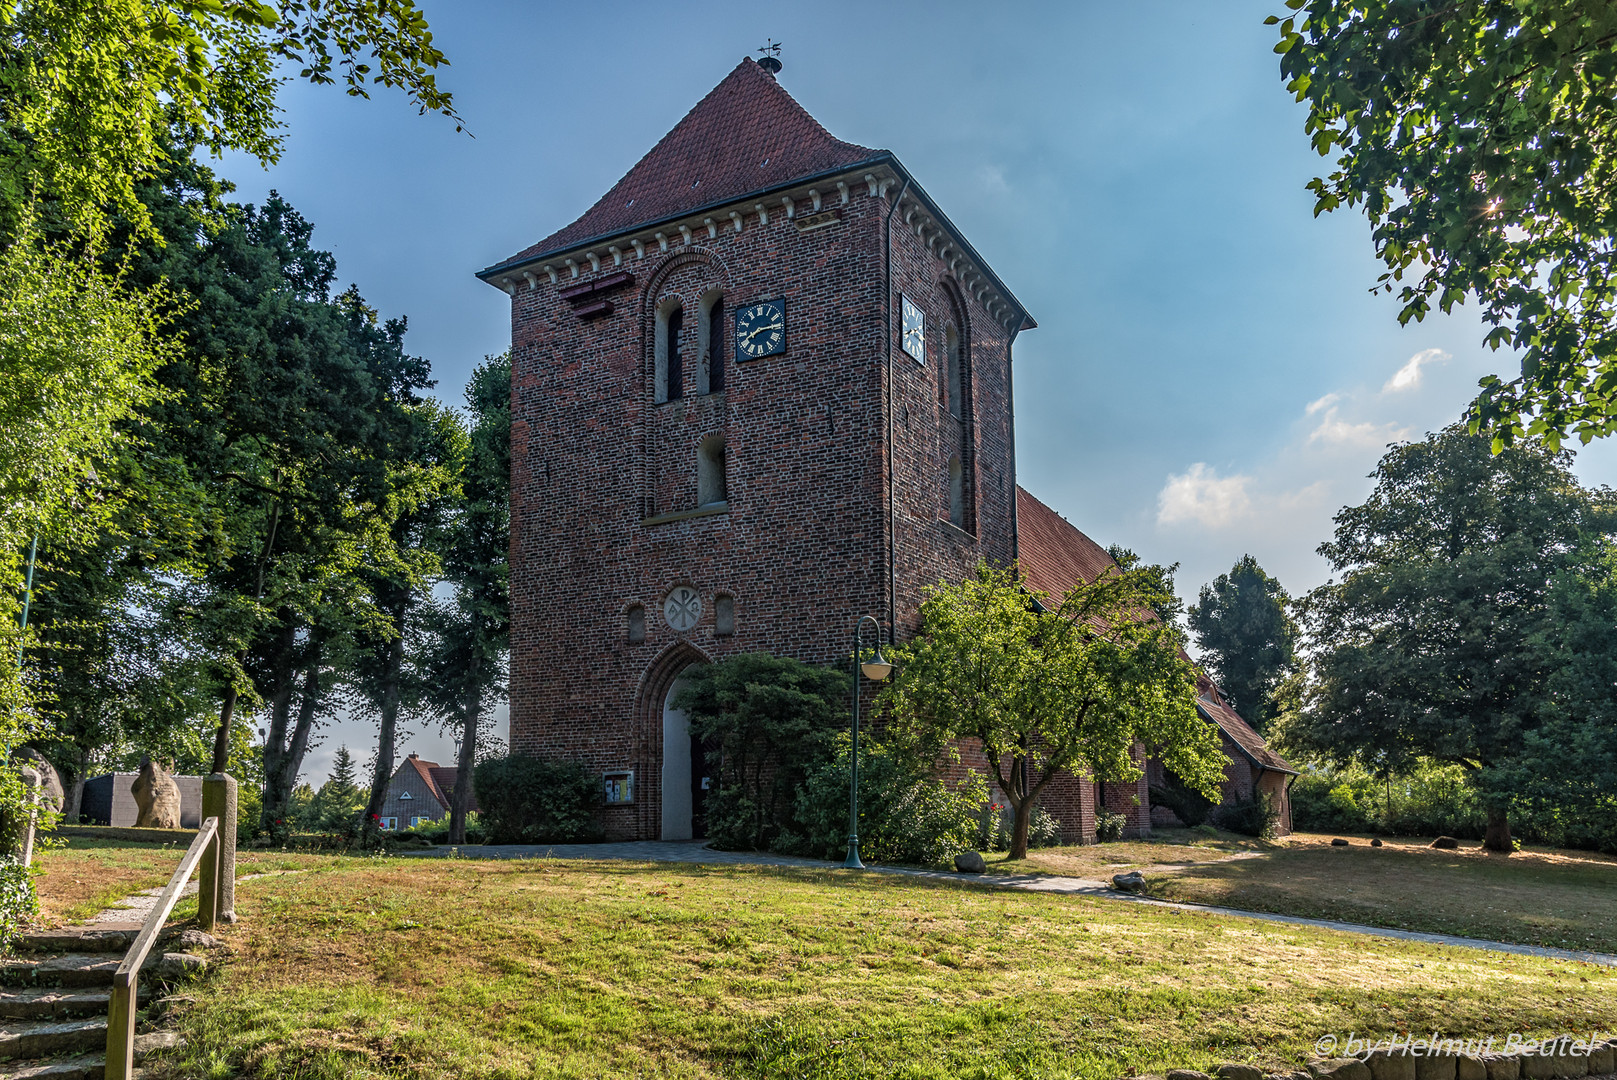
[0,858,36,946]
[1095,809,1127,842]
[675,653,848,851]
[976,801,1061,852]
[1290,761,1487,840]
[789,736,986,866]
[402,812,487,845]
[473,756,603,844]
[1216,792,1280,839]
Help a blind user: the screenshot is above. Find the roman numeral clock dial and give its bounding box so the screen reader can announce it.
[734,299,787,361]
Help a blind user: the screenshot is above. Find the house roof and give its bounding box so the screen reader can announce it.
[1013,485,1296,776]
[497,58,881,268]
[394,755,481,814]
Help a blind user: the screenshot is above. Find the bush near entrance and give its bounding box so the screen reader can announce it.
[472,756,602,844]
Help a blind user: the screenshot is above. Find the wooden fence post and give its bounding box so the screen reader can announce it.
[199,774,237,928]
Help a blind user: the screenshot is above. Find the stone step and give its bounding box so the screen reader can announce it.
[0,1031,180,1078]
[0,1018,106,1060]
[0,952,205,991]
[0,989,111,1021]
[0,957,117,991]
[12,931,134,956]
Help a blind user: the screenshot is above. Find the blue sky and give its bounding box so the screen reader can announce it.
[219,1,1617,782]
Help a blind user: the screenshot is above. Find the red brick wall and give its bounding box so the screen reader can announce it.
[505,177,1022,840]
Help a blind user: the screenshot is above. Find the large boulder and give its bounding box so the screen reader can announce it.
[10,749,63,814]
[1430,836,1460,850]
[1111,871,1147,893]
[131,757,182,829]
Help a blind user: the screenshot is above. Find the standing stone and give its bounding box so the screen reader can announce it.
[10,749,63,813]
[131,758,182,829]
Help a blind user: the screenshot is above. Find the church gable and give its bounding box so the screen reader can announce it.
[500,58,881,267]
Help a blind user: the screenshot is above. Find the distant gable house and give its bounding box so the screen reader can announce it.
[81,772,204,828]
[377,752,481,831]
[1013,487,1296,837]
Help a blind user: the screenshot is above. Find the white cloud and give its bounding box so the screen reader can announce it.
[1382,347,1450,393]
[1305,392,1339,416]
[1307,404,1407,449]
[978,164,1010,194]
[1156,463,1252,528]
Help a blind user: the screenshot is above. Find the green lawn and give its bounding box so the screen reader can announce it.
[146,854,1617,1080]
[1132,832,1617,954]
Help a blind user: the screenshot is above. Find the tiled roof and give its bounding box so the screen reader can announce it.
[428,767,479,814]
[498,58,881,266]
[403,755,445,805]
[1014,486,1295,776]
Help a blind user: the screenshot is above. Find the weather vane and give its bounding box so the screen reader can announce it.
[757,39,783,75]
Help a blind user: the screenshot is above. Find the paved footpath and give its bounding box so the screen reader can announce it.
[408,840,1617,968]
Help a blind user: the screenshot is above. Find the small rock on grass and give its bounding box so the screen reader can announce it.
[163,929,219,951]
[1216,1065,1263,1080]
[954,851,986,874]
[1331,838,1350,847]
[1430,836,1460,850]
[1167,1070,1211,1080]
[1111,871,1146,893]
[1310,1059,1372,1080]
[1370,838,1384,847]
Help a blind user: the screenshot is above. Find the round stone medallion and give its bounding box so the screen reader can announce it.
[663,586,702,632]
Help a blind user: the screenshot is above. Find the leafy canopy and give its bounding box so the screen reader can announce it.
[1275,1,1617,448]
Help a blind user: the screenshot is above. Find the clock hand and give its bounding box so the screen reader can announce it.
[746,322,783,342]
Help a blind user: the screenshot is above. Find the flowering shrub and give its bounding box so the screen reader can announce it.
[0,857,37,946]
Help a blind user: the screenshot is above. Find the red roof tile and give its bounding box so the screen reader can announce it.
[428,767,479,814]
[1014,486,1295,775]
[498,58,880,266]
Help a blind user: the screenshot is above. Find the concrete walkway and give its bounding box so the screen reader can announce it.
[412,840,1617,968]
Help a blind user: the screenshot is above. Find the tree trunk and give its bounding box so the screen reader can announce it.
[1009,798,1033,860]
[62,747,85,825]
[448,681,481,845]
[1483,805,1513,853]
[360,619,405,841]
[261,645,322,833]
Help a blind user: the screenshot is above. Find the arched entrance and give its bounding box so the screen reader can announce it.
[659,672,717,841]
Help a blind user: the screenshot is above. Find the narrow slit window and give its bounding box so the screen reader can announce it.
[714,594,735,636]
[945,325,962,418]
[656,299,684,403]
[627,604,646,643]
[667,305,683,400]
[700,291,725,394]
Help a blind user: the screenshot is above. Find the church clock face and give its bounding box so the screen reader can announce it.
[901,295,925,363]
[663,586,702,633]
[735,299,786,361]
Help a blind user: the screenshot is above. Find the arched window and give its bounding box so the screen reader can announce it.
[714,594,735,636]
[948,455,964,528]
[697,434,727,506]
[945,325,962,418]
[627,605,646,643]
[656,299,684,403]
[699,290,725,395]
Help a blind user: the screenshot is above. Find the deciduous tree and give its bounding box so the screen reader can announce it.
[882,562,1226,860]
[1289,425,1614,851]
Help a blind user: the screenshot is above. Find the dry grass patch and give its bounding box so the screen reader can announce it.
[152,855,1617,1080]
[1146,832,1617,952]
[990,829,1277,879]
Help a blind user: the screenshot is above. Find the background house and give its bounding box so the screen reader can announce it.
[376,753,480,831]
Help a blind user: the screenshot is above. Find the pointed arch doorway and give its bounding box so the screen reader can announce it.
[660,673,717,840]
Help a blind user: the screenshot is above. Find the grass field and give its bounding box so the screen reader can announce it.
[139,854,1617,1080]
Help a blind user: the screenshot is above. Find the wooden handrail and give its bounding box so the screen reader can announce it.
[104,814,219,1080]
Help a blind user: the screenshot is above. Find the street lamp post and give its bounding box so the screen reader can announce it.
[846,614,892,869]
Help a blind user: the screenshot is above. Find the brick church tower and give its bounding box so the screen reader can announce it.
[478,58,1037,841]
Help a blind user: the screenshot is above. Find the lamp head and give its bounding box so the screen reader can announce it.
[861,647,893,682]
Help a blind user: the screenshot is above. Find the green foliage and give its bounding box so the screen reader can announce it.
[1290,425,1615,848]
[883,560,1225,859]
[0,0,459,239]
[788,735,987,866]
[1288,762,1488,840]
[1095,808,1127,843]
[1275,0,1617,446]
[0,857,37,947]
[974,801,1061,851]
[402,811,485,845]
[674,653,849,852]
[1187,554,1298,731]
[1149,770,1216,828]
[472,756,602,846]
[1214,793,1280,839]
